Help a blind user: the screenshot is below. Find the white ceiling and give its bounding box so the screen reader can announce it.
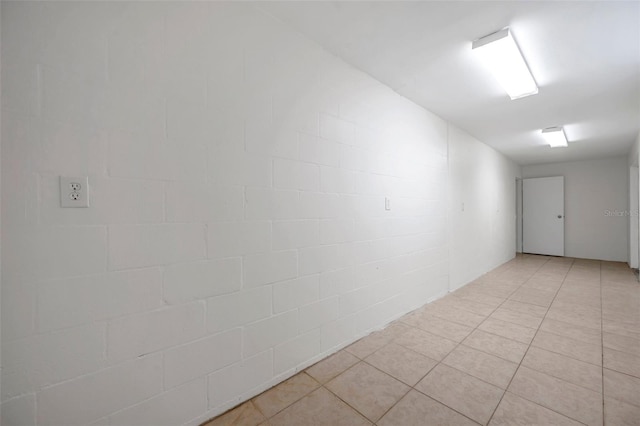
[261,1,640,165]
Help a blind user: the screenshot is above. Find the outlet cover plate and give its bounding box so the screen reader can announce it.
[60,176,89,208]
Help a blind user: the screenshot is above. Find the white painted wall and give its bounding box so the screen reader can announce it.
[522,157,628,262]
[0,3,453,425]
[0,2,519,425]
[448,126,520,290]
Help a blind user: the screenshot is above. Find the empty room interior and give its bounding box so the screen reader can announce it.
[1,1,640,425]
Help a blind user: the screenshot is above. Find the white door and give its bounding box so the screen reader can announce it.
[523,176,565,256]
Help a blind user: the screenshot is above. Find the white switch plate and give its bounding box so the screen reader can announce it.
[385,197,391,211]
[60,176,89,208]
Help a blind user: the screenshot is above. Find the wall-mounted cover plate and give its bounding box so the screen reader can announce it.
[60,176,89,208]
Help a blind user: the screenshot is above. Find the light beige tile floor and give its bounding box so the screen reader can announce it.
[203,254,640,426]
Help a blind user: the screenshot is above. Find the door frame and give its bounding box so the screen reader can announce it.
[516,178,523,253]
[630,166,639,269]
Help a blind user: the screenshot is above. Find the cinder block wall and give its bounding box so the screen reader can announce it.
[1,3,455,424]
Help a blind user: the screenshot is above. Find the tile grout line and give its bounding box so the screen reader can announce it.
[320,359,411,425]
[319,381,387,425]
[402,255,549,424]
[487,259,612,426]
[227,259,636,426]
[485,256,576,426]
[361,331,483,423]
[217,256,610,426]
[324,256,543,425]
[322,257,586,425]
[470,256,588,424]
[330,330,478,425]
[400,255,556,425]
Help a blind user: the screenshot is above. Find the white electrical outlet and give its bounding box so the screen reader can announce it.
[60,176,89,208]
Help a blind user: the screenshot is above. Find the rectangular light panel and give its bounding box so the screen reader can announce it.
[472,28,538,100]
[542,127,568,148]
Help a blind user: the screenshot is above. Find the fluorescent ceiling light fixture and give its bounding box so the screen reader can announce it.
[542,127,568,148]
[472,28,538,100]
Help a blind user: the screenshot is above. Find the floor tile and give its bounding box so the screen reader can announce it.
[376,322,412,341]
[478,318,537,344]
[554,292,601,309]
[604,397,640,426]
[603,332,640,356]
[491,274,527,284]
[604,347,640,378]
[490,307,543,329]
[463,329,529,363]
[602,296,638,308]
[409,314,474,342]
[365,342,437,386]
[253,373,320,418]
[602,304,639,318]
[454,290,505,308]
[522,346,602,393]
[604,291,640,303]
[489,392,583,426]
[539,318,601,345]
[440,296,496,316]
[500,300,548,318]
[325,362,409,422]
[550,300,602,317]
[602,321,640,341]
[204,401,265,426]
[602,280,639,292]
[306,350,359,384]
[442,344,518,389]
[603,310,640,326]
[602,270,637,283]
[546,306,601,331]
[378,390,477,426]
[565,274,600,283]
[557,291,602,304]
[393,328,458,361]
[204,256,639,426]
[399,310,425,327]
[604,368,640,407]
[605,289,640,303]
[508,366,602,426]
[558,282,601,294]
[424,305,487,328]
[474,285,516,299]
[604,309,639,322]
[531,330,602,366]
[268,387,371,426]
[602,294,639,307]
[345,331,392,359]
[521,279,563,293]
[509,288,555,307]
[603,309,639,323]
[416,363,504,425]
